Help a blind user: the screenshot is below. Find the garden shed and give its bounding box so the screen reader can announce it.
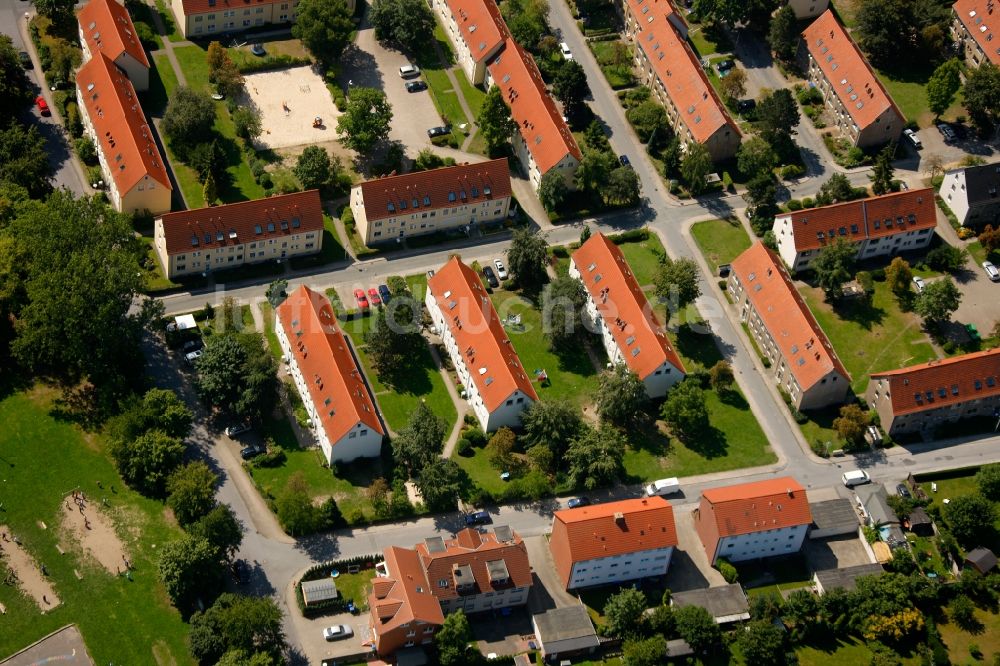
[301,578,338,606]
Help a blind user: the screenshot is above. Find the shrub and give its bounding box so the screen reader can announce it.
[340,206,354,228]
[253,448,287,468]
[791,408,808,424]
[801,197,814,208]
[722,171,734,191]
[781,164,805,180]
[464,427,487,447]
[786,199,803,211]
[463,413,477,426]
[456,438,472,456]
[856,270,874,294]
[75,137,97,165]
[65,102,83,138]
[871,267,886,281]
[715,558,738,583]
[551,246,570,258]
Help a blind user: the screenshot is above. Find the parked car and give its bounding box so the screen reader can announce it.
[718,263,732,277]
[937,123,956,142]
[184,349,203,364]
[559,42,573,60]
[465,510,492,526]
[250,43,266,56]
[354,288,370,309]
[399,64,421,78]
[896,484,912,499]
[912,275,926,293]
[567,497,590,509]
[405,80,427,93]
[427,125,450,138]
[494,260,508,280]
[181,339,204,353]
[736,99,756,114]
[645,477,680,496]
[240,445,263,460]
[19,51,32,69]
[842,470,871,487]
[323,625,354,641]
[35,96,50,116]
[378,284,392,303]
[619,154,631,167]
[225,423,252,437]
[482,265,499,289]
[367,287,382,306]
[983,261,1000,282]
[903,128,922,150]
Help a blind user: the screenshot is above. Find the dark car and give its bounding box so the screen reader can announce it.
[736,99,756,114]
[378,284,392,303]
[406,80,427,93]
[240,445,263,460]
[19,51,32,69]
[482,266,499,289]
[465,510,491,526]
[718,263,732,277]
[427,125,451,138]
[181,339,204,353]
[619,154,631,167]
[717,59,735,72]
[567,497,590,509]
[896,484,912,499]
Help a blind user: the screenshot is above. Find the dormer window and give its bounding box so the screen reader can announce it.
[280,220,289,230]
[191,235,199,246]
[388,202,395,212]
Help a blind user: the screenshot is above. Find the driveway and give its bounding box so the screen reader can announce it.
[523,535,584,612]
[951,253,1000,335]
[294,610,374,664]
[667,505,726,592]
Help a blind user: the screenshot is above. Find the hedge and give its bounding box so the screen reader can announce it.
[236,54,311,74]
[607,228,649,244]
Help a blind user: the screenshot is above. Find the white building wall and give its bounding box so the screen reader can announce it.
[714,524,808,562]
[941,170,972,226]
[566,546,674,589]
[437,585,530,614]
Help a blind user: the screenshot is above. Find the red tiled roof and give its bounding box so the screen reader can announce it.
[780,188,937,252]
[78,0,150,70]
[550,498,677,588]
[870,347,1000,417]
[572,233,685,380]
[178,0,284,15]
[368,547,444,635]
[443,0,507,63]
[275,286,384,445]
[625,0,739,144]
[954,0,1000,66]
[416,528,532,601]
[427,257,539,411]
[76,53,170,192]
[358,159,512,223]
[158,190,323,255]
[487,39,582,175]
[730,242,850,391]
[802,10,904,129]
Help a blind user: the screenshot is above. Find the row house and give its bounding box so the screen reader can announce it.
[170,0,330,39]
[349,159,512,245]
[78,0,150,90]
[940,161,1000,228]
[773,188,938,273]
[275,286,385,464]
[569,233,686,398]
[865,347,1000,437]
[432,0,507,84]
[154,190,324,278]
[549,497,678,590]
[952,0,1000,68]
[728,242,850,410]
[425,257,538,431]
[800,10,903,149]
[623,0,741,162]
[694,477,812,564]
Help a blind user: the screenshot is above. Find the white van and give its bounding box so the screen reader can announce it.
[645,477,680,496]
[842,470,871,488]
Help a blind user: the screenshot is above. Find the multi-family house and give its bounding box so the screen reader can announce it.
[425,257,538,431]
[800,10,904,149]
[940,162,1000,228]
[349,159,512,245]
[787,0,830,19]
[368,546,445,657]
[773,189,938,272]
[569,233,686,397]
[78,0,150,90]
[693,477,812,563]
[170,0,335,38]
[865,348,1000,437]
[76,53,171,215]
[432,0,507,84]
[951,0,1000,68]
[275,286,385,464]
[549,497,678,590]
[154,190,323,278]
[622,0,741,162]
[728,242,850,410]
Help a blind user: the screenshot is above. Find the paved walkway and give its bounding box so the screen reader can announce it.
[427,335,470,458]
[144,0,188,88]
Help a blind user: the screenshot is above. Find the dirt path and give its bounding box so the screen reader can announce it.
[0,527,60,611]
[59,495,129,575]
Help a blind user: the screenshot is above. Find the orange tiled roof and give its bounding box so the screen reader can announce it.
[78,0,150,70]
[802,10,904,129]
[870,347,1000,416]
[954,0,1000,66]
[572,233,685,380]
[76,53,170,192]
[275,286,384,445]
[416,528,532,601]
[368,547,444,633]
[550,498,677,588]
[625,0,739,144]
[487,39,582,175]
[427,257,539,411]
[781,188,937,252]
[730,242,850,391]
[178,0,285,15]
[443,0,507,63]
[158,190,324,256]
[358,159,512,223]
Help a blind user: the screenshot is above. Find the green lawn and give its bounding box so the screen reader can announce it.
[289,215,348,270]
[796,637,877,665]
[739,556,812,596]
[258,302,282,359]
[140,236,184,293]
[968,240,1000,266]
[331,569,376,611]
[686,22,732,58]
[940,608,1000,663]
[423,68,469,128]
[874,66,965,128]
[172,45,213,92]
[0,389,192,665]
[615,234,666,286]
[454,70,486,118]
[126,1,163,49]
[453,445,508,495]
[588,40,635,89]
[155,0,184,42]
[143,54,178,116]
[691,218,752,266]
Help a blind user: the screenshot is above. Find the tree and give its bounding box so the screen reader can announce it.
[189,505,245,561]
[681,143,712,195]
[768,5,799,62]
[187,139,226,182]
[215,650,278,666]
[576,149,618,193]
[110,430,186,497]
[709,360,734,392]
[975,463,1000,501]
[336,87,393,154]
[416,458,467,512]
[924,244,966,272]
[167,461,218,526]
[626,101,670,145]
[870,145,895,195]
[392,402,447,476]
[595,363,647,426]
[520,399,583,457]
[584,120,612,153]
[949,595,979,632]
[856,0,915,68]
[414,148,453,172]
[758,88,800,135]
[943,493,996,547]
[719,67,747,103]
[158,535,225,610]
[692,0,776,27]
[833,404,868,448]
[32,0,76,23]
[538,170,569,212]
[196,333,278,422]
[979,224,1000,253]
[292,0,354,66]
[914,278,962,324]
[507,227,549,289]
[501,0,549,49]
[963,63,1000,136]
[265,279,288,309]
[737,136,777,178]
[370,0,435,52]
[203,172,218,205]
[487,427,516,470]
[367,478,391,518]
[543,276,587,349]
[654,257,701,310]
[275,471,324,536]
[737,621,787,666]
[745,173,779,236]
[365,306,420,378]
[661,381,710,441]
[189,593,286,664]
[0,123,54,198]
[0,35,36,123]
[162,87,216,147]
[603,588,648,638]
[812,237,857,299]
[885,257,913,298]
[927,59,962,118]
[923,153,945,180]
[206,41,244,98]
[566,424,626,489]
[478,86,517,154]
[435,609,472,666]
[674,604,722,653]
[553,60,590,117]
[232,106,262,143]
[816,172,857,205]
[622,636,667,666]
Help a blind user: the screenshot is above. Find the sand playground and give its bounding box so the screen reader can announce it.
[0,527,60,612]
[243,66,343,150]
[59,491,130,576]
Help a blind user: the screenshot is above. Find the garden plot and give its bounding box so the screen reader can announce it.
[243,66,342,150]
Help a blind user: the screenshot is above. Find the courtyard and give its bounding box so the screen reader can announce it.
[243,66,342,150]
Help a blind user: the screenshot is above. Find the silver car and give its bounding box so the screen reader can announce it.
[323,624,354,641]
[494,260,508,280]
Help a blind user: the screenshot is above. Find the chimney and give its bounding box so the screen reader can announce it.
[614,512,625,527]
[787,488,793,497]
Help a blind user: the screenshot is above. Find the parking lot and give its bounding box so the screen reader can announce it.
[900,122,1000,172]
[294,610,374,664]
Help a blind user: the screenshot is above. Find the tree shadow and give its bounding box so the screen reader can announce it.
[830,296,886,331]
[717,388,746,409]
[675,323,724,368]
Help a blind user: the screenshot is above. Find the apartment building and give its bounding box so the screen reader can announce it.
[78,0,150,90]
[170,0,332,38]
[865,348,1000,437]
[368,546,445,657]
[623,0,741,162]
[154,190,323,278]
[728,242,850,410]
[433,0,507,84]
[952,0,1000,68]
[787,0,830,19]
[773,189,938,272]
[940,161,1000,228]
[275,286,385,464]
[693,477,812,564]
[76,53,171,216]
[569,233,686,398]
[425,257,538,431]
[549,497,678,590]
[350,159,512,245]
[800,10,904,149]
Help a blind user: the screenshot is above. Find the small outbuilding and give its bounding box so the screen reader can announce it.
[532,606,600,661]
[300,578,338,607]
[905,506,934,537]
[966,547,998,575]
[813,563,884,594]
[671,584,750,624]
[809,498,859,539]
[170,314,197,331]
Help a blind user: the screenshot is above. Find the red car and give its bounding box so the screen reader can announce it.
[35,96,50,116]
[367,287,381,306]
[354,288,369,310]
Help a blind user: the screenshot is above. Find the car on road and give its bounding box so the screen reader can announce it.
[903,128,922,150]
[405,80,428,93]
[494,260,508,280]
[378,284,392,303]
[354,288,370,310]
[368,287,382,306]
[184,349,203,364]
[983,261,1000,282]
[937,123,956,142]
[465,510,492,526]
[240,445,263,460]
[559,42,573,60]
[619,154,631,167]
[250,43,266,56]
[482,265,499,289]
[35,96,50,116]
[566,497,590,509]
[912,275,926,293]
[896,483,912,499]
[225,423,252,437]
[181,339,204,353]
[427,125,450,138]
[399,64,421,78]
[842,469,871,487]
[323,625,354,641]
[19,51,32,69]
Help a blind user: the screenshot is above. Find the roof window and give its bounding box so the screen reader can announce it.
[483,187,491,196]
[267,222,275,232]
[988,377,996,387]
[292,217,301,228]
[938,388,947,398]
[797,357,805,366]
[915,392,922,402]
[412,198,419,209]
[424,195,431,205]
[594,273,602,283]
[631,347,640,357]
[976,379,983,389]
[471,187,479,197]
[216,231,224,242]
[399,200,407,210]
[191,235,199,246]
[204,233,212,244]
[388,202,395,212]
[850,224,859,233]
[448,191,456,202]
[626,335,636,345]
[951,384,959,396]
[254,224,263,234]
[228,228,237,239]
